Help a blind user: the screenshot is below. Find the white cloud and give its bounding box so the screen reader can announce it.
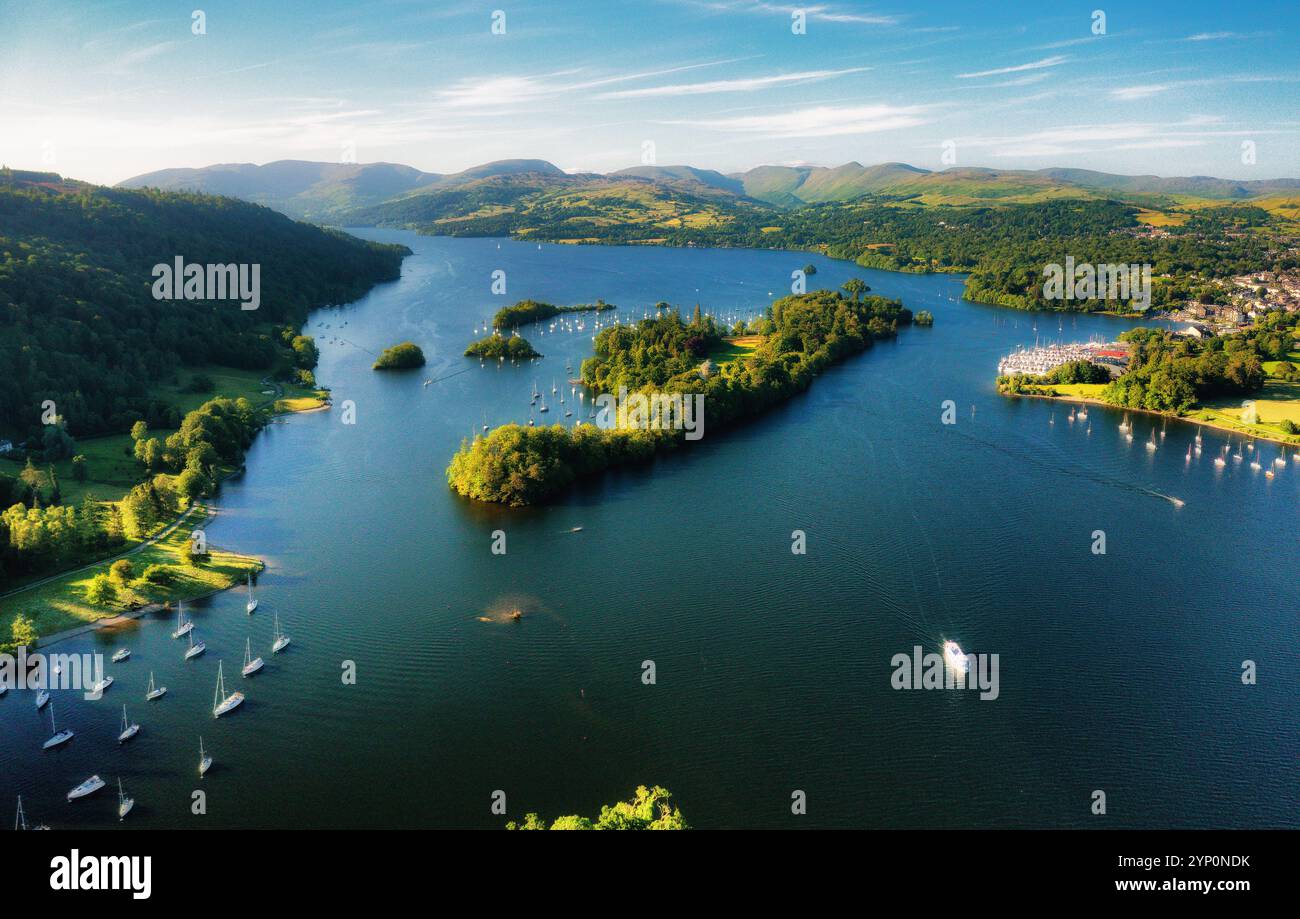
[666,103,931,137]
[598,67,868,99]
[956,56,1067,79]
[1111,84,1168,100]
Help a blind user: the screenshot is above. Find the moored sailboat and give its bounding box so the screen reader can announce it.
[66,775,105,801]
[246,572,258,614]
[241,638,264,677]
[117,704,140,743]
[146,672,167,701]
[212,661,244,718]
[272,614,291,653]
[199,737,213,777]
[117,778,134,821]
[185,630,206,661]
[42,702,74,750]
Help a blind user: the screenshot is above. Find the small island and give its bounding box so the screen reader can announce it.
[373,341,426,370]
[492,298,616,330]
[465,333,540,360]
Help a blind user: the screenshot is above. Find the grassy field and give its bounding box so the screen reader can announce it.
[0,504,261,644]
[708,336,761,365]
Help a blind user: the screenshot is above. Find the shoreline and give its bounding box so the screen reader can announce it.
[1002,390,1300,447]
[9,391,330,651]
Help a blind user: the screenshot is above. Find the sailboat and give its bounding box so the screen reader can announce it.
[272,614,291,653]
[171,601,193,639]
[185,630,206,661]
[1146,431,1157,452]
[246,572,258,614]
[117,778,134,821]
[89,675,113,696]
[117,704,140,744]
[538,398,548,413]
[14,796,49,830]
[35,689,49,710]
[241,638,264,677]
[42,702,74,749]
[199,737,213,777]
[66,775,105,801]
[1119,415,1130,433]
[212,661,244,718]
[146,672,167,701]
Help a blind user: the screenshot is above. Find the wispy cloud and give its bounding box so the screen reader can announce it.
[436,61,743,109]
[666,103,932,137]
[956,56,1067,80]
[1111,84,1169,100]
[598,67,867,99]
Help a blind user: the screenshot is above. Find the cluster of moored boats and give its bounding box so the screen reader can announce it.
[13,575,289,827]
[1051,407,1296,476]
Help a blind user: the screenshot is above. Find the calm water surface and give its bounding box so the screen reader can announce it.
[2,232,1296,829]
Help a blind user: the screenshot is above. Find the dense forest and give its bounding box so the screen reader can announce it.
[0,175,407,442]
[447,287,913,505]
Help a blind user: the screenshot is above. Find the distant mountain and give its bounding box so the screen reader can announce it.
[117,157,1300,229]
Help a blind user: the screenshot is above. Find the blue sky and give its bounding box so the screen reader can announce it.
[1,0,1297,184]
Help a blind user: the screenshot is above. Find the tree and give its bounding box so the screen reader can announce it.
[110,559,133,584]
[842,278,869,303]
[130,421,149,443]
[506,786,687,830]
[71,454,88,481]
[85,573,117,606]
[1,614,38,654]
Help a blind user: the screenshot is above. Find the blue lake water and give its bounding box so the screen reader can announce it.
[2,232,1296,829]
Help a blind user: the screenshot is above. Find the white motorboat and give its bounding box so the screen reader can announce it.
[942,640,970,674]
[111,648,130,663]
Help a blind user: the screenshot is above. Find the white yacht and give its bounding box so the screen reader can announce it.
[67,775,105,801]
[35,689,50,710]
[199,737,213,777]
[241,638,264,677]
[185,631,206,660]
[89,676,113,697]
[942,640,970,674]
[111,648,130,663]
[246,572,258,614]
[212,662,244,718]
[117,705,140,744]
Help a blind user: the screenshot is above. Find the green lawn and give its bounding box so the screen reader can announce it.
[707,336,761,365]
[0,504,261,643]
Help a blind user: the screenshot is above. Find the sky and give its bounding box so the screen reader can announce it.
[1,0,1298,185]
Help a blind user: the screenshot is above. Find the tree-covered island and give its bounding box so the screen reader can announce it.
[372,341,427,370]
[492,298,616,329]
[447,287,919,505]
[464,333,540,360]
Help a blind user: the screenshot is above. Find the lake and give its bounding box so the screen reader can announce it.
[2,232,1296,829]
